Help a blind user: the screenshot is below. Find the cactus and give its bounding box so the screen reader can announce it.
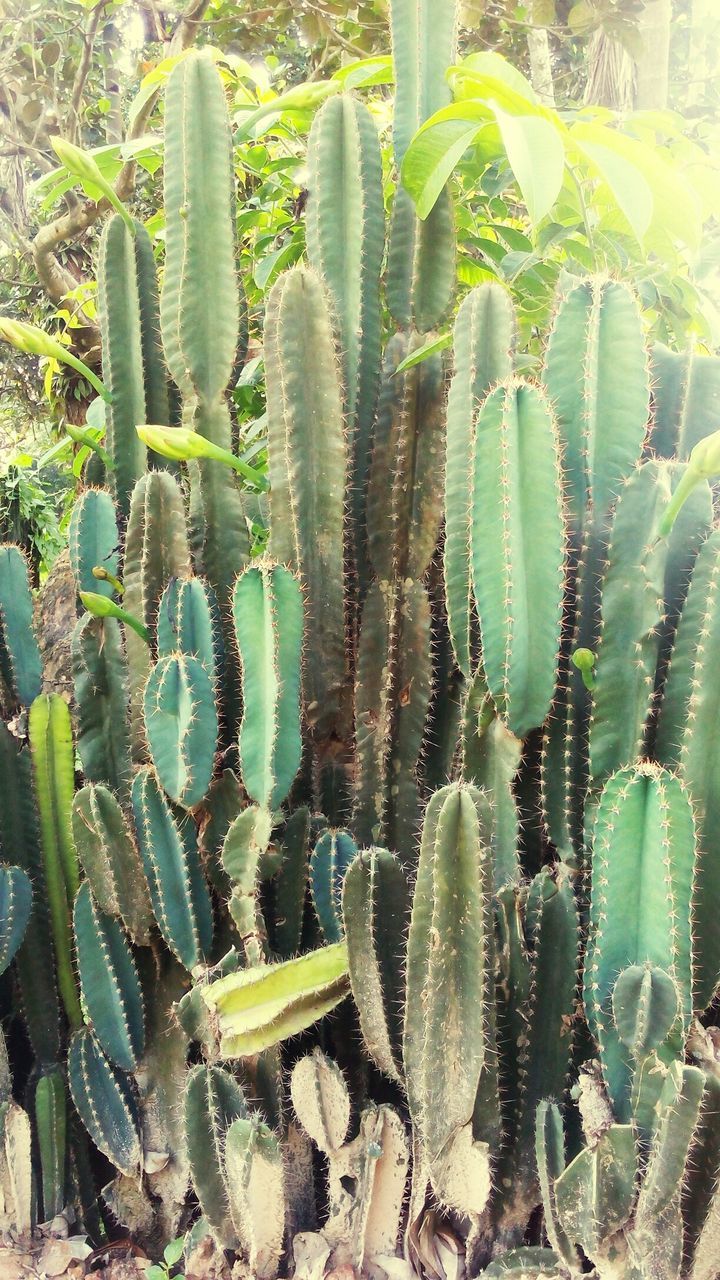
[73,881,145,1071]
[131,767,212,970]
[144,653,218,808]
[233,563,303,811]
[0,864,32,974]
[470,380,565,739]
[0,545,42,708]
[71,783,152,944]
[6,0,720,1268]
[444,284,514,678]
[68,488,120,599]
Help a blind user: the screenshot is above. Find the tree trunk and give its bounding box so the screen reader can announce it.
[527,25,555,105]
[687,0,711,106]
[635,0,672,109]
[585,27,635,110]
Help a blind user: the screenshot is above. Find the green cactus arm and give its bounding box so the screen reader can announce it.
[131,767,213,970]
[272,806,310,959]
[306,94,384,586]
[482,1249,564,1279]
[161,51,239,402]
[634,1062,704,1228]
[222,806,272,966]
[501,868,579,1225]
[585,765,695,1118]
[123,472,191,759]
[387,0,456,331]
[29,693,82,1029]
[73,881,145,1072]
[264,267,347,737]
[34,1069,66,1221]
[97,216,150,515]
[341,848,409,1083]
[233,562,303,812]
[0,865,32,976]
[444,284,515,676]
[0,545,42,708]
[184,1064,247,1249]
[404,784,495,1206]
[0,722,60,1064]
[462,667,522,889]
[367,334,445,585]
[542,277,650,540]
[589,461,712,788]
[224,1117,285,1279]
[72,616,132,798]
[202,942,350,1057]
[535,1102,582,1274]
[144,653,218,809]
[68,1028,142,1176]
[554,1124,637,1261]
[72,784,152,945]
[68,489,120,599]
[471,380,565,739]
[612,964,679,1058]
[310,830,358,944]
[656,528,720,1009]
[157,577,218,675]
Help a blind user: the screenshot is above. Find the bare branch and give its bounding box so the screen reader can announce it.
[67,0,112,145]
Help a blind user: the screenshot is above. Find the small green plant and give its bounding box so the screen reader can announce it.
[146,1236,185,1280]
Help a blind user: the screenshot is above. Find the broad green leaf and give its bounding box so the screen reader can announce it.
[491,105,565,226]
[571,135,653,244]
[401,106,496,219]
[451,52,537,103]
[332,56,394,90]
[394,332,452,373]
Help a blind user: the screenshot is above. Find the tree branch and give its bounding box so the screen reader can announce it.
[67,0,112,145]
[29,0,211,337]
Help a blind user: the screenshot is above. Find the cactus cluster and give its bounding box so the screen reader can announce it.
[1,0,720,1275]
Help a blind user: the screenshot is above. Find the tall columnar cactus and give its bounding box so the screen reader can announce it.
[4,1,720,1272]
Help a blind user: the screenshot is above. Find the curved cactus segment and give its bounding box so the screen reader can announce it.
[73,881,145,1072]
[342,848,409,1083]
[124,471,191,758]
[29,693,82,1028]
[310,830,358,943]
[291,1048,351,1155]
[265,267,346,735]
[585,765,695,1118]
[367,334,445,584]
[503,868,579,1222]
[590,462,711,787]
[542,278,649,538]
[657,528,720,1010]
[273,806,310,959]
[535,1101,581,1274]
[233,562,303,812]
[68,1028,142,1176]
[184,1063,247,1249]
[72,616,132,797]
[462,668,521,889]
[0,864,32,975]
[131,767,213,970]
[161,51,239,401]
[144,653,218,808]
[225,1117,285,1279]
[157,576,217,676]
[35,1069,66,1221]
[636,1062,704,1226]
[306,93,383,580]
[0,723,60,1064]
[97,216,149,513]
[202,942,350,1057]
[0,546,42,708]
[555,1124,636,1261]
[387,0,456,331]
[404,783,495,1212]
[68,489,120,599]
[71,784,152,945]
[612,963,680,1056]
[471,380,564,738]
[444,284,515,676]
[222,805,272,965]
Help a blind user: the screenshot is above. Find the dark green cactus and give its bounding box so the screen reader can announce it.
[74,881,145,1071]
[0,545,42,708]
[0,863,32,974]
[68,1028,142,1176]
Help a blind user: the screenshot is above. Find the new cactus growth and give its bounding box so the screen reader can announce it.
[3,1,720,1272]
